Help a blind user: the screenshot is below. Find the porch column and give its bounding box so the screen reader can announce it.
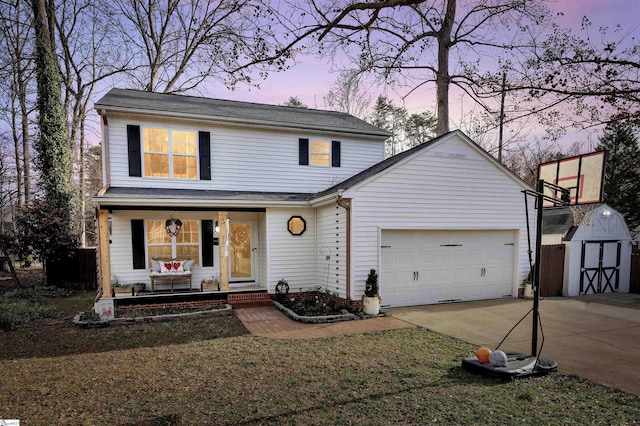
[218,211,230,291]
[98,208,112,298]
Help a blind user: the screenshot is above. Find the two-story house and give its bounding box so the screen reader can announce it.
[93,88,534,319]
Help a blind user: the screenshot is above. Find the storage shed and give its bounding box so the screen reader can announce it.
[543,204,633,296]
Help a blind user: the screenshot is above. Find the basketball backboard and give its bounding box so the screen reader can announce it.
[537,151,606,207]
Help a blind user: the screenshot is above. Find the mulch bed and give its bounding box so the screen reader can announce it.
[278,292,355,317]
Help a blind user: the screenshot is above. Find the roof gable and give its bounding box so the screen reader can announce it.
[94,88,390,139]
[313,130,530,200]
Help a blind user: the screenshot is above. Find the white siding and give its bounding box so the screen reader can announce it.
[107,115,384,192]
[109,210,219,290]
[348,133,536,300]
[316,203,347,298]
[266,207,317,292]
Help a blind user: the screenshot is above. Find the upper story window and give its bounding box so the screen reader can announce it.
[143,128,197,179]
[310,140,331,167]
[299,138,340,168]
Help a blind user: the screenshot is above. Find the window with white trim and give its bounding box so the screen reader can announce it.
[143,128,197,179]
[310,140,331,167]
[146,220,200,267]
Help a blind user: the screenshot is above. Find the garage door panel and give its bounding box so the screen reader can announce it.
[381,230,515,307]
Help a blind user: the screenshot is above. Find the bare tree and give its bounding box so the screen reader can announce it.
[476,18,640,133]
[114,0,291,93]
[0,0,35,207]
[287,0,551,136]
[502,137,566,186]
[53,0,131,246]
[324,70,372,118]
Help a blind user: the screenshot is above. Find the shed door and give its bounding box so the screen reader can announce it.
[381,230,515,307]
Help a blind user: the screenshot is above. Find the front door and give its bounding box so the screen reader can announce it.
[229,222,254,282]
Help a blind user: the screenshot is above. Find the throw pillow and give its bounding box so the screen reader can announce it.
[183,259,195,271]
[151,259,161,272]
[160,262,173,273]
[172,260,184,272]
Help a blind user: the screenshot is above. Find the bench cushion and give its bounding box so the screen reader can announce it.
[150,271,192,278]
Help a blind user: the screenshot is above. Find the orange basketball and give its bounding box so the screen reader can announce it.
[476,347,492,364]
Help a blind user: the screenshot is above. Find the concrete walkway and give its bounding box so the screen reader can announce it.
[235,306,414,339]
[389,295,640,396]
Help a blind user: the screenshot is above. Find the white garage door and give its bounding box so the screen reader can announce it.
[381,230,515,307]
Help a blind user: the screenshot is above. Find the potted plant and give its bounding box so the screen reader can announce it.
[133,282,146,295]
[202,273,220,291]
[113,282,132,295]
[362,268,381,315]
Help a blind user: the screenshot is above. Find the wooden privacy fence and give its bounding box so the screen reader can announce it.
[46,248,97,291]
[631,247,640,294]
[540,244,565,297]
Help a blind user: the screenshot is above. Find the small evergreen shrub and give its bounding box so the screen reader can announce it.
[364,269,379,298]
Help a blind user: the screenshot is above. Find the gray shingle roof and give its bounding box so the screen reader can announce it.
[100,187,311,203]
[94,88,391,138]
[542,207,575,235]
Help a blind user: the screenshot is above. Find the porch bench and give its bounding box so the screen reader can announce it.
[149,271,192,292]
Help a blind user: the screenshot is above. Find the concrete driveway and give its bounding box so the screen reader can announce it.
[388,293,640,396]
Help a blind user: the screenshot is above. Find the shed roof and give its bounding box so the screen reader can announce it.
[94,88,391,139]
[542,207,575,235]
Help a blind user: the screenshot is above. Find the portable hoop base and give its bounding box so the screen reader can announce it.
[462,352,557,379]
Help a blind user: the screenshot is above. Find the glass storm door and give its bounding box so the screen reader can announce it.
[229,222,254,281]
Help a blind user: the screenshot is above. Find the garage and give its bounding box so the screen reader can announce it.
[380,229,516,307]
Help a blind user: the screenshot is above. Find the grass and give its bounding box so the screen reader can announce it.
[1,290,639,425]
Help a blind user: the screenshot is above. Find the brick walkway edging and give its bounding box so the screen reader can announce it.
[273,300,358,323]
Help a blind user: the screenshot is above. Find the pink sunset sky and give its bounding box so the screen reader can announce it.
[211,0,639,149]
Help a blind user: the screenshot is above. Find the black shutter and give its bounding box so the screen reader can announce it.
[199,131,211,180]
[299,138,309,165]
[131,219,145,269]
[332,140,341,167]
[202,220,214,267]
[127,125,142,177]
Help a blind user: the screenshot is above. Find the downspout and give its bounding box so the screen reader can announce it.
[336,192,351,303]
[98,109,110,186]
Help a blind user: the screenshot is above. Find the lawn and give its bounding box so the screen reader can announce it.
[1,291,639,425]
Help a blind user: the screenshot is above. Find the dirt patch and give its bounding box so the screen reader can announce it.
[0,268,45,294]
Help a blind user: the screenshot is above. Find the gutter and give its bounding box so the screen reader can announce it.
[336,192,351,302]
[91,197,309,209]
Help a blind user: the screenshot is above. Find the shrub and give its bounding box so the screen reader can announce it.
[0,299,58,331]
[364,269,379,297]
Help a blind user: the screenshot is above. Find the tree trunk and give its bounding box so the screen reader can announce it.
[19,80,31,204]
[80,119,86,247]
[435,0,456,136]
[10,94,23,208]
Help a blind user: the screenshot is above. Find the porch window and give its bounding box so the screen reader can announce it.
[146,220,200,266]
[143,128,197,179]
[310,140,331,167]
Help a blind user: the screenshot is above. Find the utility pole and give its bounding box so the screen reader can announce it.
[498,72,506,163]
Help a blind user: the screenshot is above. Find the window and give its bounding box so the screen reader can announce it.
[310,140,331,167]
[146,220,200,267]
[143,128,197,179]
